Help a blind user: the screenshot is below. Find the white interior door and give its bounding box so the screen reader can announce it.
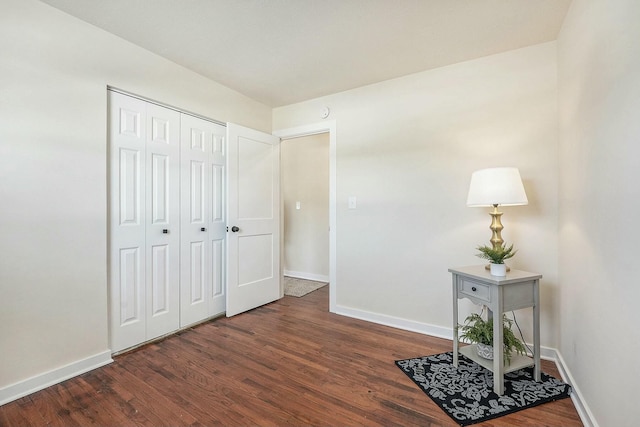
[180,114,227,326]
[145,103,181,340]
[226,123,281,317]
[109,92,181,351]
[109,93,147,351]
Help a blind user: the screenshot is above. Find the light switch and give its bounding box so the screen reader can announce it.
[348,196,357,209]
[295,201,301,210]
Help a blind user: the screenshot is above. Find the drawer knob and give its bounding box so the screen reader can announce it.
[472,286,477,292]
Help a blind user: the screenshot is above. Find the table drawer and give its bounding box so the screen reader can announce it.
[459,279,491,303]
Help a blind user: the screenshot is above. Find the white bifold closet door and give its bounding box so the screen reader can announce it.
[109,92,180,352]
[179,115,227,327]
[109,91,280,353]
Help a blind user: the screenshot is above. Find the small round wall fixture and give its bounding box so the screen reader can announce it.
[321,106,330,119]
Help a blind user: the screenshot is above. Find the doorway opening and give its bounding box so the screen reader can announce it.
[281,133,329,298]
[274,121,336,312]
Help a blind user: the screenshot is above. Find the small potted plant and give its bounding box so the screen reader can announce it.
[458,312,526,364]
[475,243,517,276]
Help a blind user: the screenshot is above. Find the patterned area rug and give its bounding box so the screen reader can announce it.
[283,276,327,297]
[395,352,571,426]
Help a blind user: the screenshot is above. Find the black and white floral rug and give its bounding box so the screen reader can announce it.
[395,352,572,426]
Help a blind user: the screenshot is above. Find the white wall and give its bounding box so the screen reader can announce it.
[281,134,330,281]
[11,2,633,423]
[558,1,640,425]
[274,43,559,348]
[0,0,270,395]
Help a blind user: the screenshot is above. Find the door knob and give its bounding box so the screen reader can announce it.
[231,226,240,232]
[201,227,206,232]
[162,229,168,234]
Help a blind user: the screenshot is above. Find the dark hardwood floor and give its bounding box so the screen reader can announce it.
[1,286,582,426]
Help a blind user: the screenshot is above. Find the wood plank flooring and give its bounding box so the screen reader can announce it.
[1,287,582,426]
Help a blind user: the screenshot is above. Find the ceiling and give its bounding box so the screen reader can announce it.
[40,0,572,107]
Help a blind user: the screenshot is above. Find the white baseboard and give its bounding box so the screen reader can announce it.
[284,270,329,283]
[334,303,597,427]
[334,304,453,341]
[0,350,113,406]
[552,350,599,427]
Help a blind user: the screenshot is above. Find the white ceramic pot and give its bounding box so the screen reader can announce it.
[490,263,507,276]
[477,343,494,360]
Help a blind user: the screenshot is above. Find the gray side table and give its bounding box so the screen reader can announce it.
[449,265,542,395]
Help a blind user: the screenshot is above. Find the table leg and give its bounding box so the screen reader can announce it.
[452,275,459,367]
[533,279,541,381]
[493,292,504,395]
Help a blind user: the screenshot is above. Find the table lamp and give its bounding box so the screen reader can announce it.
[466,167,528,250]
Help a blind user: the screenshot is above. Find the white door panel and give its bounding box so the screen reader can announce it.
[180,114,227,326]
[118,247,142,326]
[211,239,225,299]
[109,92,181,352]
[209,132,227,315]
[238,234,274,284]
[238,137,274,219]
[109,92,147,352]
[145,103,180,340]
[226,124,280,317]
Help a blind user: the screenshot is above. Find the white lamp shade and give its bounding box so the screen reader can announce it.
[466,167,528,207]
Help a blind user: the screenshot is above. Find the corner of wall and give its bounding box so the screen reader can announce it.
[552,350,600,427]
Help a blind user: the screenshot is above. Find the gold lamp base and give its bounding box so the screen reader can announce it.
[486,204,510,271]
[489,204,504,249]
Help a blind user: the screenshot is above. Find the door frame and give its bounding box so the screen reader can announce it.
[273,121,336,313]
